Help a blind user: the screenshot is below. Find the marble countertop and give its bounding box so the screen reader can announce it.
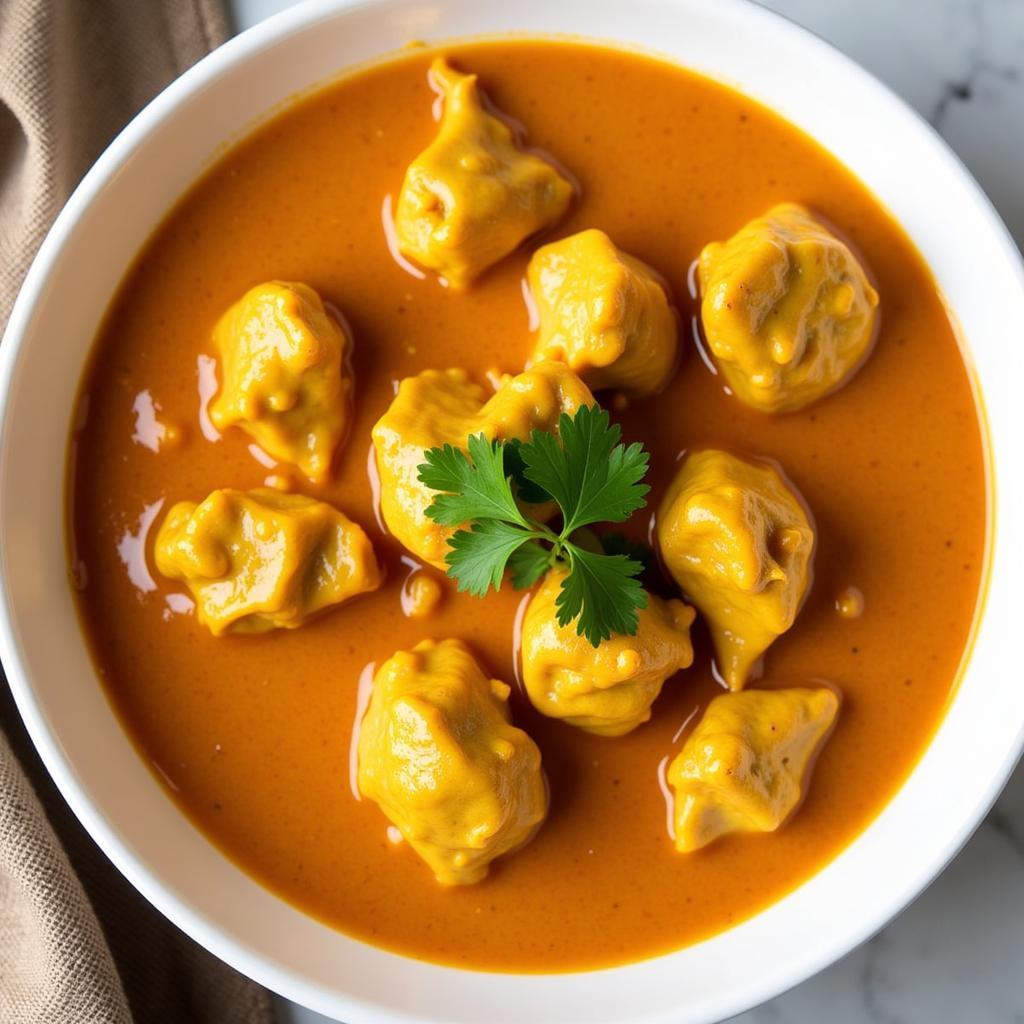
[227,1,1024,1021]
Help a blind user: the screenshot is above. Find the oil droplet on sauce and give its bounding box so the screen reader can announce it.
[132,390,186,452]
[511,590,532,694]
[131,390,165,452]
[162,592,195,622]
[686,256,700,301]
[520,276,539,332]
[656,755,676,842]
[835,585,865,619]
[348,662,376,801]
[691,314,719,378]
[247,443,277,469]
[427,62,446,121]
[380,193,427,280]
[196,355,221,442]
[264,472,295,492]
[116,499,164,595]
[484,367,507,392]
[671,704,702,745]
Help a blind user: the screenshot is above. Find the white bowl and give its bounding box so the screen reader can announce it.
[2,1,1023,1021]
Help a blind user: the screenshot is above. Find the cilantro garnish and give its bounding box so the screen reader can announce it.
[417,404,650,646]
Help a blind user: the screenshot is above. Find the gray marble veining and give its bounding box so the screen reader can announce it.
[735,763,1024,1024]
[770,0,1024,246]
[223,1,1024,1021]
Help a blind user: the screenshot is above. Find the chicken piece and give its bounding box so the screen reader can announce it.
[668,686,839,852]
[153,488,381,635]
[521,568,695,736]
[371,361,594,568]
[656,449,814,689]
[210,281,352,483]
[357,638,547,885]
[395,58,573,289]
[528,229,679,396]
[698,202,879,412]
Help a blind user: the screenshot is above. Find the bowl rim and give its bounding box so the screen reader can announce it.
[2,0,1024,1022]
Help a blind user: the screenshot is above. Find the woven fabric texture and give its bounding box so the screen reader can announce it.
[1,2,278,1021]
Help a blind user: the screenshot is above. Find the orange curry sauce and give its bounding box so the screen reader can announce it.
[68,40,986,971]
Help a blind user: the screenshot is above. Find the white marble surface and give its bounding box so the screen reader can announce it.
[226,1,1024,1021]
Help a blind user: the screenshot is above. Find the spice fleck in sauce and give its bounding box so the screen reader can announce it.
[68,40,986,971]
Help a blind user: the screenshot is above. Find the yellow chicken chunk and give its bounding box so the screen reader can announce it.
[395,58,573,289]
[698,202,879,412]
[528,229,679,396]
[656,450,814,689]
[153,488,381,635]
[210,281,352,483]
[521,568,696,736]
[357,639,547,885]
[371,361,594,568]
[668,686,839,852]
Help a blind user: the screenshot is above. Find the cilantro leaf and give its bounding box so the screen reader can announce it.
[557,544,648,646]
[507,540,554,589]
[503,438,552,505]
[417,433,526,527]
[520,404,649,535]
[416,405,654,644]
[443,519,536,596]
[600,533,654,571]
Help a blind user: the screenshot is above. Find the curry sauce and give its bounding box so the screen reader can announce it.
[68,39,987,971]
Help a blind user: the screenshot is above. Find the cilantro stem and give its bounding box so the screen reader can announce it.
[528,519,562,549]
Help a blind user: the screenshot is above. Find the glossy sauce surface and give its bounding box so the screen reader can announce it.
[68,40,986,971]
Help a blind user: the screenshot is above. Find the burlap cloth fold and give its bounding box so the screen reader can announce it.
[1,2,277,1021]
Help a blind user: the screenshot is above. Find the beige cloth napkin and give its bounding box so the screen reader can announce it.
[1,2,277,1021]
